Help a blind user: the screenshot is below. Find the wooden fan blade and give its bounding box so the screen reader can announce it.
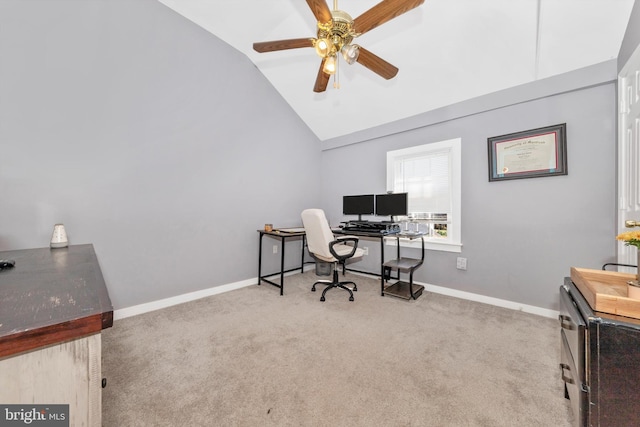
[306,0,332,24]
[253,38,314,53]
[313,58,330,93]
[353,0,424,35]
[356,47,399,80]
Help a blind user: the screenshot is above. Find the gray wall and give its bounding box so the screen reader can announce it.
[1,0,637,314]
[0,0,321,309]
[318,2,640,313]
[321,83,617,311]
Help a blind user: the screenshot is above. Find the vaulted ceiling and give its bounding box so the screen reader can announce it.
[158,0,635,142]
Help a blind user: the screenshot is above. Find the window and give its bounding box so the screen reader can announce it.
[386,138,462,252]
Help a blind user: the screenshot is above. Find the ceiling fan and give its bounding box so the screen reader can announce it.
[252,0,425,93]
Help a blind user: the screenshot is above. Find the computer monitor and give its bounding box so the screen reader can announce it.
[375,193,408,219]
[343,194,375,221]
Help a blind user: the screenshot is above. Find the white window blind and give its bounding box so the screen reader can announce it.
[387,138,462,252]
[391,149,451,216]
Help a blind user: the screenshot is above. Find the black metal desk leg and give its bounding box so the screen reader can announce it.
[300,235,306,273]
[409,270,415,299]
[279,236,285,296]
[258,233,264,285]
[380,237,385,296]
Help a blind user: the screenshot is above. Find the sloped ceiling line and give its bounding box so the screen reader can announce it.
[157,0,635,142]
[535,0,541,80]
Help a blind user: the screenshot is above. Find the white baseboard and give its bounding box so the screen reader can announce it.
[114,269,559,321]
[349,271,559,319]
[113,278,256,320]
[423,282,559,319]
[114,266,316,320]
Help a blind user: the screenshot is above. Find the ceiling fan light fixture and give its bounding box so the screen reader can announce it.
[341,44,359,64]
[323,55,337,75]
[252,0,426,92]
[314,37,332,57]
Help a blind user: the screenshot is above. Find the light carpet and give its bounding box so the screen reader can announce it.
[102,271,574,426]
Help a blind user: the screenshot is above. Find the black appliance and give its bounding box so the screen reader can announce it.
[559,279,640,427]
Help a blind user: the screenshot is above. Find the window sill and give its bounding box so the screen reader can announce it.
[384,236,462,253]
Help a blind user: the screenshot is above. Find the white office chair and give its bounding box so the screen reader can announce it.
[301,209,364,301]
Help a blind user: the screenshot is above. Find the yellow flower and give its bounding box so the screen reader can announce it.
[616,231,640,242]
[617,231,640,248]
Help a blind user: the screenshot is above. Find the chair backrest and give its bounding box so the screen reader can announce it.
[301,209,336,261]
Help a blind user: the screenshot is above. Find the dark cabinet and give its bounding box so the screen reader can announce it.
[560,279,640,427]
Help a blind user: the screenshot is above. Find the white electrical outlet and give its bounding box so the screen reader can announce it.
[456,257,467,270]
[363,247,369,256]
[273,245,278,254]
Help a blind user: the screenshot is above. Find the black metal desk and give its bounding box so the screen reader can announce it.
[258,228,426,299]
[336,229,426,299]
[333,229,390,282]
[381,232,426,300]
[257,229,306,295]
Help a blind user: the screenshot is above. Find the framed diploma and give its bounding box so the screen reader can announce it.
[487,123,567,182]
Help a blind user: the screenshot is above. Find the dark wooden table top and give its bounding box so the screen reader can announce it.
[0,244,113,358]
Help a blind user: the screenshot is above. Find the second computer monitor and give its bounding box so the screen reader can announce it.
[376,193,408,218]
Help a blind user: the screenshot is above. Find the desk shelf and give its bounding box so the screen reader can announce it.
[382,234,425,300]
[384,257,423,272]
[383,280,425,300]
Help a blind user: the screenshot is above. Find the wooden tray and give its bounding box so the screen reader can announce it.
[570,267,640,320]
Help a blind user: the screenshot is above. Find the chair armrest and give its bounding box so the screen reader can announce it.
[329,237,359,261]
[335,235,359,241]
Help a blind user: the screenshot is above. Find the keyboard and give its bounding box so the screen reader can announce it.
[340,221,401,235]
[341,226,399,235]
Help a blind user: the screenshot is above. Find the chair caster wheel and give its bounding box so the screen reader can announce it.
[353,286,358,292]
[349,296,354,301]
[311,287,316,292]
[320,296,325,301]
